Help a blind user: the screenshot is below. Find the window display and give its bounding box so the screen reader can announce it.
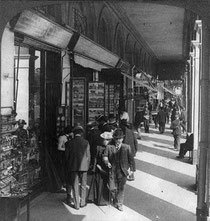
[0,112,41,197]
[71,78,86,127]
[104,84,120,117]
[88,82,105,122]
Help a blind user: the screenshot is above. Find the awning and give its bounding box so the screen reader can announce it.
[12,10,73,49]
[12,10,121,71]
[121,72,158,92]
[74,52,113,71]
[74,35,120,69]
[161,85,176,95]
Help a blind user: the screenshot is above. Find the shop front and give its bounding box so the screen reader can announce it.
[0,10,73,220]
[0,9,131,220]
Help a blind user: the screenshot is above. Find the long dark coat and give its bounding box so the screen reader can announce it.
[65,136,90,172]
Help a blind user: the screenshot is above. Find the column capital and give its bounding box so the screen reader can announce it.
[191,40,201,49]
[194,20,202,33]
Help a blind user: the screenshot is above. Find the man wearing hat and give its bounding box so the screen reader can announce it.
[106,114,118,132]
[119,119,138,181]
[86,121,101,169]
[170,113,181,151]
[13,119,28,145]
[103,128,133,211]
[65,125,90,210]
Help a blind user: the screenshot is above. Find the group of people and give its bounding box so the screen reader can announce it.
[152,99,193,158]
[57,112,138,211]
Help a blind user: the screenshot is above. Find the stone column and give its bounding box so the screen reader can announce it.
[1,24,15,115]
[196,20,210,221]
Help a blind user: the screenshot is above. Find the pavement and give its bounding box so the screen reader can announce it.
[20,123,197,221]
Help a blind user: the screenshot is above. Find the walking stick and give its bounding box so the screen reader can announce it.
[108,168,111,207]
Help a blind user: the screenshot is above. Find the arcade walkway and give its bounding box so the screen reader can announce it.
[20,124,197,221]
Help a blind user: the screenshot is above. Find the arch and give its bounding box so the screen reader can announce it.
[143,52,147,72]
[125,34,134,65]
[97,6,113,51]
[133,42,139,66]
[114,23,125,58]
[138,48,142,69]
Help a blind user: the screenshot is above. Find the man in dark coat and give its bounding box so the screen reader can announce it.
[120,119,138,181]
[180,106,187,133]
[65,125,90,210]
[134,107,144,139]
[157,106,167,133]
[106,113,118,132]
[86,121,101,169]
[176,133,194,159]
[170,114,181,151]
[103,128,133,211]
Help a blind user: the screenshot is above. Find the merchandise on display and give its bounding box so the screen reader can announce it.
[0,113,41,197]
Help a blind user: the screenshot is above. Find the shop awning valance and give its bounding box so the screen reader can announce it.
[121,72,158,92]
[161,85,176,95]
[12,10,73,49]
[74,52,113,71]
[74,35,120,68]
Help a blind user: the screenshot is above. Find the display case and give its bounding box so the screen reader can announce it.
[0,112,41,198]
[69,78,86,127]
[105,84,120,117]
[88,82,105,122]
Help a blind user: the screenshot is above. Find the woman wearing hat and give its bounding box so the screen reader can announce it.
[103,128,133,211]
[93,131,113,205]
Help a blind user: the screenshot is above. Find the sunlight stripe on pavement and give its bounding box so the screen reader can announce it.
[139,139,184,154]
[127,170,196,214]
[135,152,196,177]
[63,200,152,221]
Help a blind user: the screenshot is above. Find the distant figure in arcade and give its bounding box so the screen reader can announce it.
[134,107,144,139]
[171,106,178,124]
[180,106,187,134]
[157,106,167,134]
[170,114,181,151]
[176,133,194,159]
[143,105,150,133]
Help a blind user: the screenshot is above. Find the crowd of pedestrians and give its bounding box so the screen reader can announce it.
[56,111,137,211]
[55,98,192,212]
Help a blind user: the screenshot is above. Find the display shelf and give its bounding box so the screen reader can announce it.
[0,114,41,199]
[0,130,16,135]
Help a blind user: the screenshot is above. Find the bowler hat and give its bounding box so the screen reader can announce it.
[96,115,107,123]
[87,121,97,128]
[17,119,26,125]
[113,128,124,139]
[100,131,113,140]
[72,125,84,133]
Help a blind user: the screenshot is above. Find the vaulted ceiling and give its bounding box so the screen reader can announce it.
[116,2,186,62]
